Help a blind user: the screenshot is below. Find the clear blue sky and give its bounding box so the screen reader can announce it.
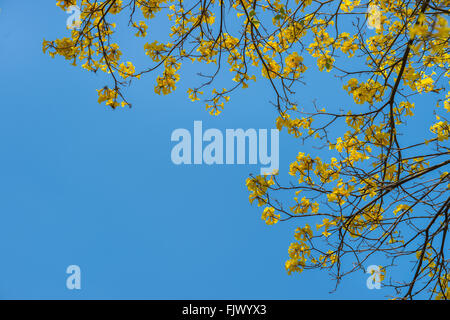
[0,1,434,299]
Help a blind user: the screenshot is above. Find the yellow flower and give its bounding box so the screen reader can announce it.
[261,207,280,225]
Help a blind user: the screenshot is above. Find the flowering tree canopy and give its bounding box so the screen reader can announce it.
[44,0,450,299]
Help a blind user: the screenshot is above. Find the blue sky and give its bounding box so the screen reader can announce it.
[0,1,436,299]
